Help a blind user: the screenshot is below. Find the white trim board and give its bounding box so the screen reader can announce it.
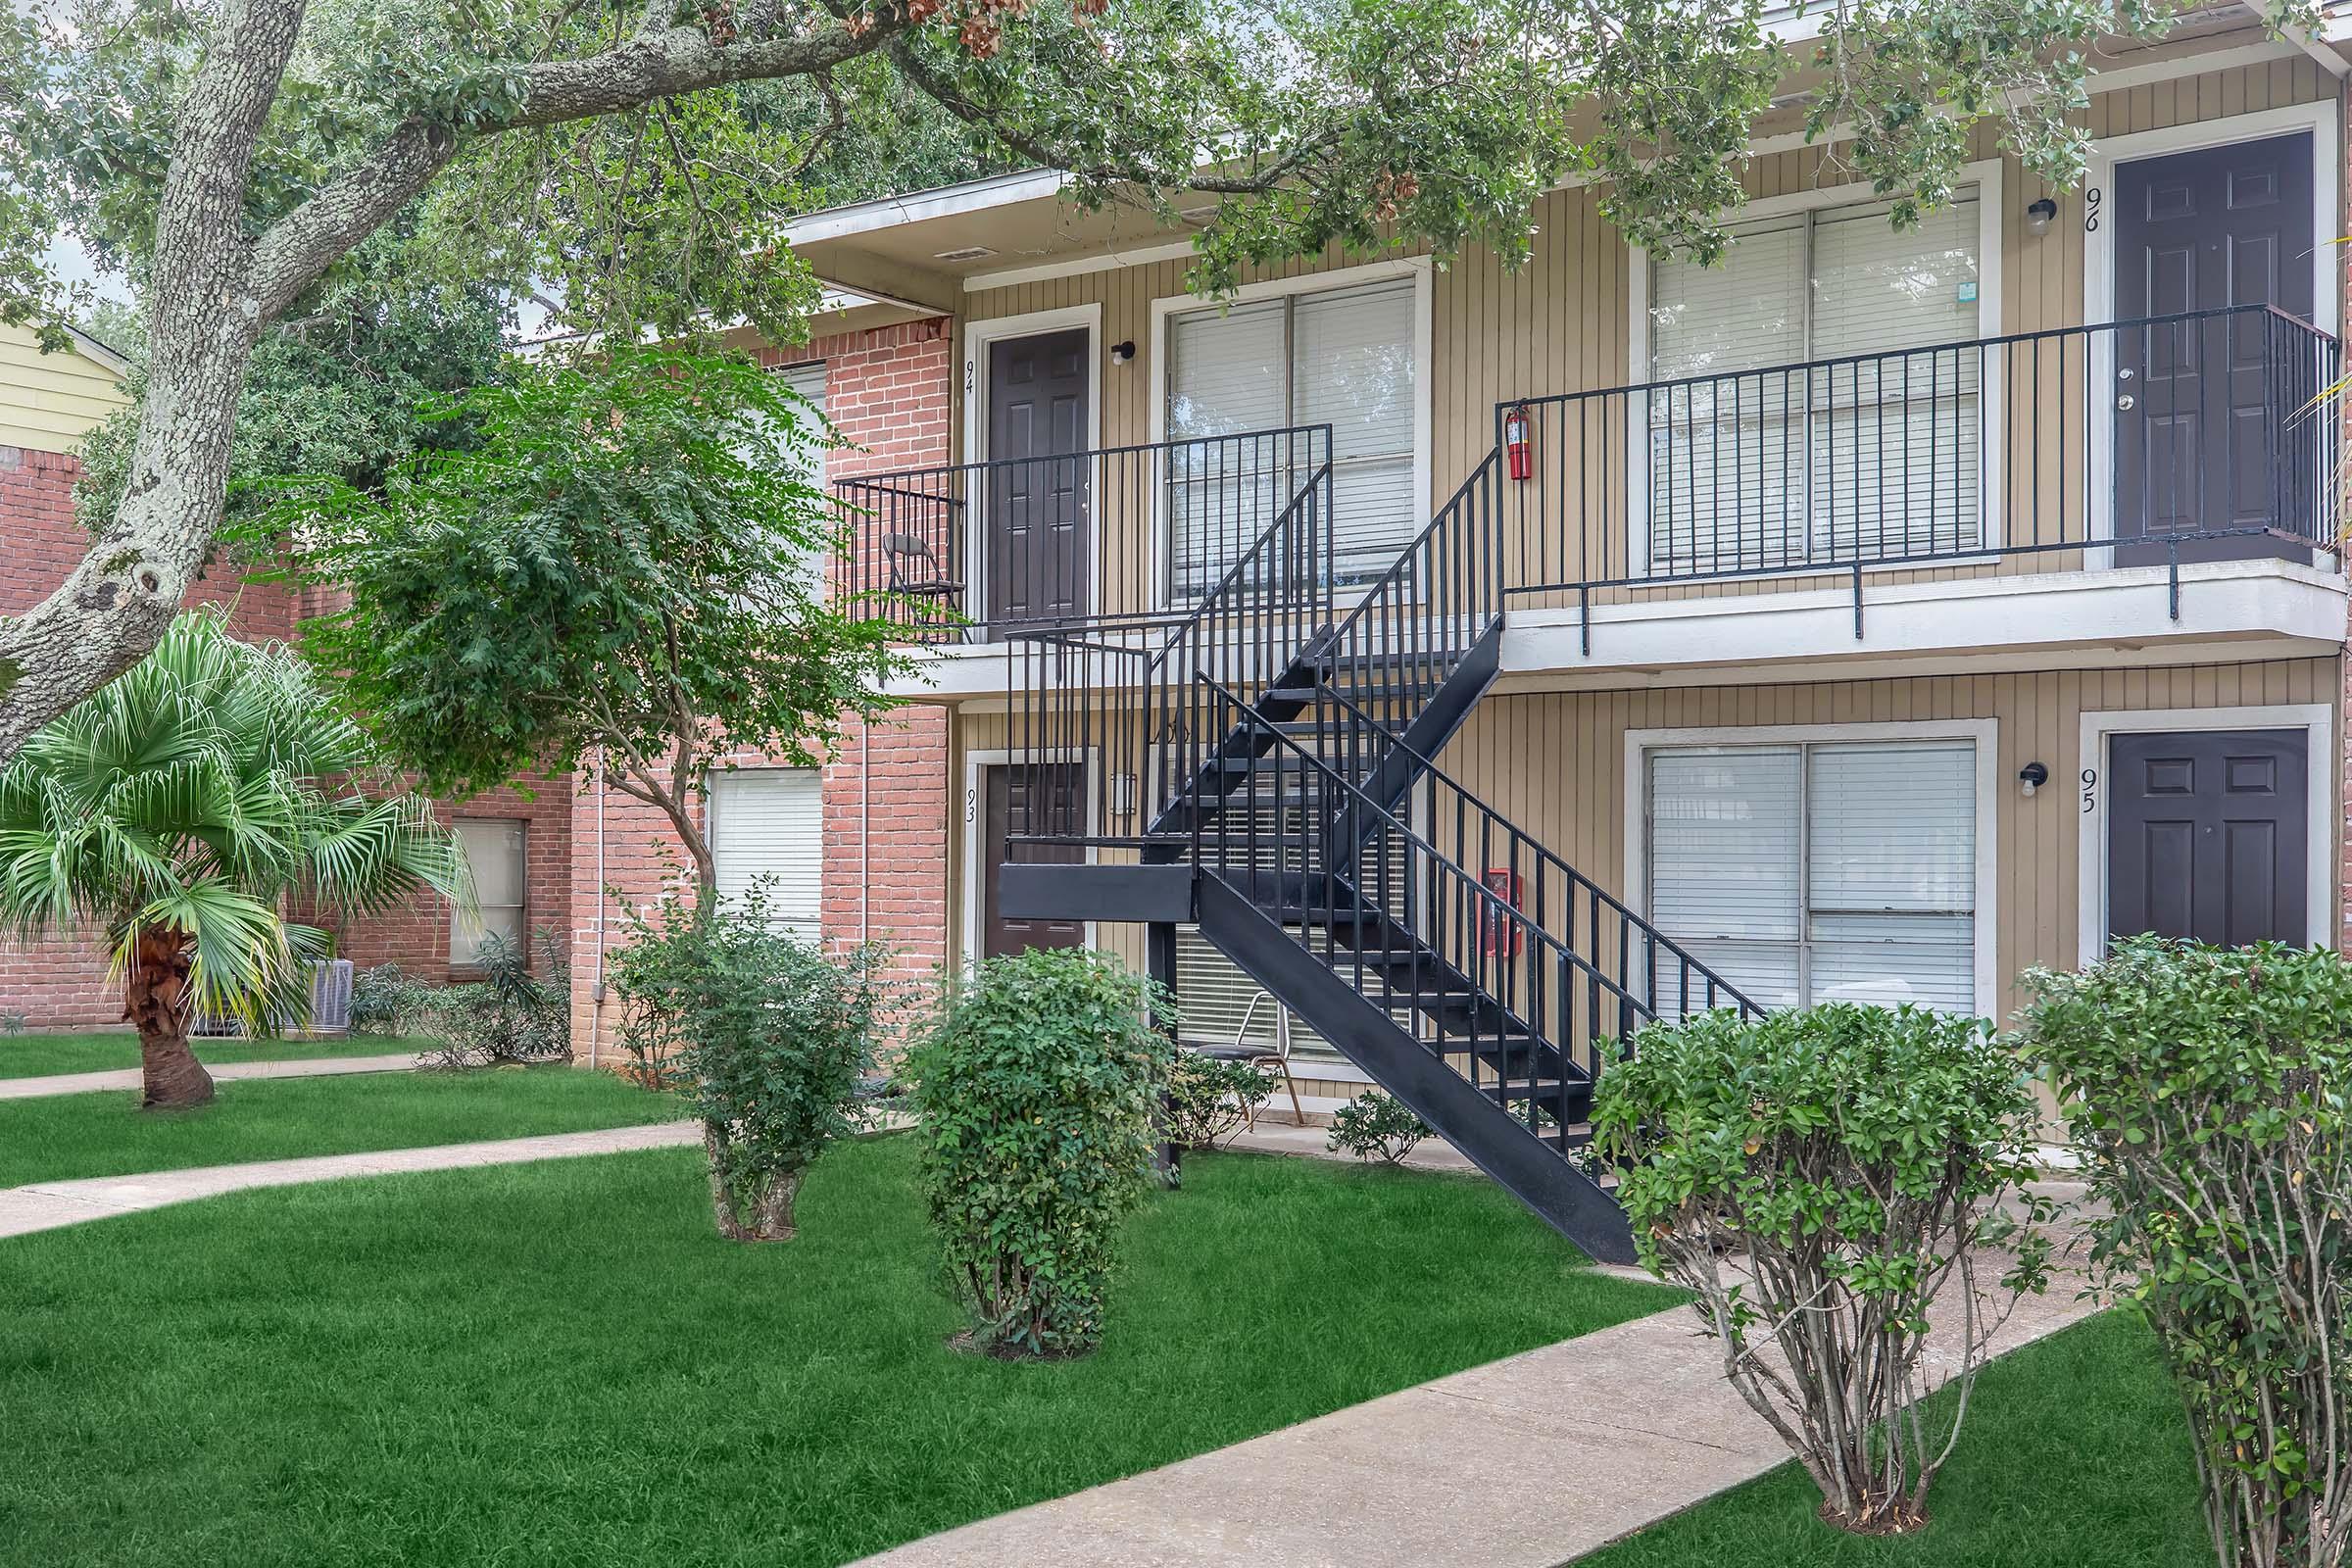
[2074,704,2337,963]
[1146,255,1435,613]
[957,748,1102,969]
[1623,718,2003,1017]
[958,304,1104,628]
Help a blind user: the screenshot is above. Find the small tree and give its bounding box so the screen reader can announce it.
[610,885,890,1241]
[909,948,1172,1357]
[0,610,463,1107]
[1593,1003,2052,1534]
[2021,938,2352,1568]
[271,347,914,911]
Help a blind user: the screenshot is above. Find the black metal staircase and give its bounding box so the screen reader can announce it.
[1000,431,1758,1265]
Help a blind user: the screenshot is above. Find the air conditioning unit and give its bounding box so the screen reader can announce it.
[300,959,355,1036]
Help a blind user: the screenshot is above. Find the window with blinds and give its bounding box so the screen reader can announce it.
[1165,278,1417,598]
[452,818,526,966]
[1645,739,1978,1014]
[771,361,831,599]
[708,767,824,936]
[1646,191,1984,575]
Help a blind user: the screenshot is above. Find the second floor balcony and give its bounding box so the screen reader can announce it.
[837,303,2346,696]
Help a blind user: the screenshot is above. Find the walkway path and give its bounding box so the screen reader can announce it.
[0,1052,421,1102]
[0,1120,700,1240]
[855,1215,2098,1568]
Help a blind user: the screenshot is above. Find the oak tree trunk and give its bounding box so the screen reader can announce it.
[704,1124,802,1241]
[123,927,215,1109]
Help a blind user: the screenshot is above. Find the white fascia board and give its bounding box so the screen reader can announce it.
[782,171,1071,249]
[1501,561,2350,684]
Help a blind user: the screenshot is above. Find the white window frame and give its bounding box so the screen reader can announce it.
[958,747,1101,967]
[2075,703,2335,962]
[958,304,1103,628]
[1625,161,2006,581]
[2080,100,2341,566]
[451,816,528,969]
[1624,718,2000,1015]
[1147,256,1435,612]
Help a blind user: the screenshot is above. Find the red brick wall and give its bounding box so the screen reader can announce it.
[0,442,491,1028]
[572,317,956,1063]
[320,775,575,985]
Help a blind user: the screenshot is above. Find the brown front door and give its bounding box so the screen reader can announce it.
[2112,132,2315,565]
[981,763,1086,959]
[984,329,1091,628]
[2107,728,2308,948]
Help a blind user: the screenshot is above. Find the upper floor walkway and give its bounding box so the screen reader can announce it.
[838,302,2347,700]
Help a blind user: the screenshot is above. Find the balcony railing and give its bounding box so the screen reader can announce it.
[834,426,1334,641]
[1497,304,2341,641]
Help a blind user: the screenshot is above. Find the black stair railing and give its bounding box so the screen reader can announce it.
[1496,303,2341,642]
[1189,676,1749,1152]
[1003,427,1335,847]
[1283,678,1763,1030]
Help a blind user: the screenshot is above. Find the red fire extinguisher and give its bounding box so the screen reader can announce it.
[1504,404,1532,481]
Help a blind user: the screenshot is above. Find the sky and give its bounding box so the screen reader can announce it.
[44,231,135,310]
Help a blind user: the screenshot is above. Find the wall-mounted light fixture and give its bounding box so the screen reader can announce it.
[1110,772,1139,817]
[2019,760,2050,797]
[2025,198,2058,237]
[1109,340,1136,365]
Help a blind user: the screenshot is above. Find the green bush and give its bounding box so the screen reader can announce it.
[1163,1052,1273,1151]
[416,928,570,1068]
[350,961,431,1036]
[2021,937,2352,1568]
[1593,1003,2051,1534]
[908,948,1173,1358]
[1326,1089,1431,1164]
[610,885,890,1241]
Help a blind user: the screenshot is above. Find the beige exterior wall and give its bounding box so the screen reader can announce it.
[947,654,2343,1032]
[949,50,2342,616]
[0,322,128,453]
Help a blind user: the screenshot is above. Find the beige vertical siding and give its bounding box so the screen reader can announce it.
[954,55,2339,612]
[1441,657,2344,1023]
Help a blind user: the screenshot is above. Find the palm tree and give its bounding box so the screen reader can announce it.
[0,609,465,1108]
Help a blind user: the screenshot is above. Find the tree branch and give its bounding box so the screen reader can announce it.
[250,14,913,324]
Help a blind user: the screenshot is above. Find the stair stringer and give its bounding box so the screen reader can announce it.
[1194,870,1637,1265]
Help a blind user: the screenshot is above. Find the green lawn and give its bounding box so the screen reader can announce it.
[0,1030,433,1079]
[0,1138,1676,1567]
[1582,1308,2206,1567]
[0,1067,684,1188]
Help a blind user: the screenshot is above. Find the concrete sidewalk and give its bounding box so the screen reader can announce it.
[0,1052,421,1102]
[0,1119,700,1239]
[855,1248,2098,1568]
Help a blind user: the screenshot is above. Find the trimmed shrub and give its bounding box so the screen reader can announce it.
[1327,1089,1432,1164]
[1593,1003,2051,1534]
[1163,1052,1273,1151]
[2021,937,2352,1568]
[610,885,889,1241]
[909,947,1173,1358]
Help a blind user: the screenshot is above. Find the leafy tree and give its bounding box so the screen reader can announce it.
[0,609,463,1108]
[0,0,2312,760]
[270,347,911,907]
[73,235,513,533]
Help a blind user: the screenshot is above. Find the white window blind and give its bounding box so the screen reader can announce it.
[771,361,831,599]
[709,767,824,936]
[1165,279,1416,597]
[1647,190,1983,574]
[1646,739,1978,1014]
[453,818,526,966]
